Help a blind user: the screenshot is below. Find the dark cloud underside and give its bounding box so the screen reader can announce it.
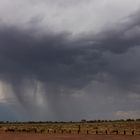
[0,7,140,120]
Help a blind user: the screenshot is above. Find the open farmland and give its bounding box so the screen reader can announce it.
[0,121,140,139]
[0,120,140,135]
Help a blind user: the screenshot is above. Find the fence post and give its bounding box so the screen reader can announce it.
[116,130,118,135]
[105,130,108,135]
[96,130,98,134]
[132,130,134,135]
[124,130,126,135]
[78,125,80,134]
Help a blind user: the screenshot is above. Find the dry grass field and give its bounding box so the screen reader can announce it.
[0,120,140,135]
[0,121,140,140]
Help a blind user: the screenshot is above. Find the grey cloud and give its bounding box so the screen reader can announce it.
[1,0,140,34]
[0,27,105,89]
[0,10,140,120]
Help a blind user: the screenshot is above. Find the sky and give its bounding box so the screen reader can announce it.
[0,0,140,121]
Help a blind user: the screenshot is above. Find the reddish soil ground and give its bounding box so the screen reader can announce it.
[0,133,140,140]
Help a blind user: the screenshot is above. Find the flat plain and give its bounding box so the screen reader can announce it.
[0,121,140,140]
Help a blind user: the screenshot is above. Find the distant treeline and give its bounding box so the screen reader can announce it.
[80,118,140,123]
[0,119,140,124]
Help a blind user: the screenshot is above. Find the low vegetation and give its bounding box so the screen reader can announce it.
[0,119,140,135]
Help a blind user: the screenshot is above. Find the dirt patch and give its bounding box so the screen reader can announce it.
[0,133,140,140]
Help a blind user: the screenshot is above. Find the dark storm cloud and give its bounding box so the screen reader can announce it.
[0,10,140,120]
[0,12,140,92]
[0,27,103,89]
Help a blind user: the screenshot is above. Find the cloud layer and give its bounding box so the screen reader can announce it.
[0,0,140,121]
[0,0,140,34]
